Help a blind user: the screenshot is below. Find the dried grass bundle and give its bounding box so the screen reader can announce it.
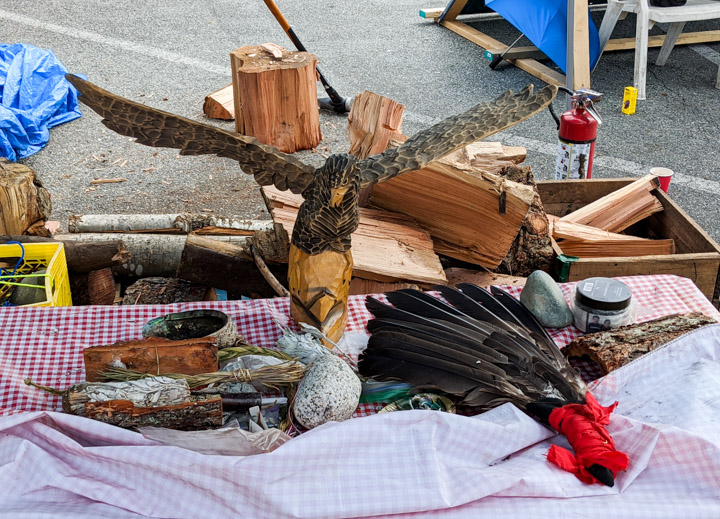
[101,362,306,390]
[218,344,294,364]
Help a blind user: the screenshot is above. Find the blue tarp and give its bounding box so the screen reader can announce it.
[485,0,601,74]
[0,43,82,161]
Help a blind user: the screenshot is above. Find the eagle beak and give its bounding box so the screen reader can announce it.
[330,186,350,207]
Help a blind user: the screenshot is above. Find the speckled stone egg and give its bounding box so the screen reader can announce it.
[293,355,361,429]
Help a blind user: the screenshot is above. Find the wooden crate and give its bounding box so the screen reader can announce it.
[537,179,720,303]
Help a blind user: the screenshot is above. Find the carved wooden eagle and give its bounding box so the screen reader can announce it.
[66,74,556,339]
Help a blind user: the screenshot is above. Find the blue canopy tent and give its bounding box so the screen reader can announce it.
[484,0,601,74]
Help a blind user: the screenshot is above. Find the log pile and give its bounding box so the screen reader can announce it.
[550,175,676,259]
[262,185,447,285]
[5,78,714,312]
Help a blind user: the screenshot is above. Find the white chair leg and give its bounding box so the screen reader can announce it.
[594,2,626,72]
[634,11,650,100]
[598,2,625,51]
[656,21,686,66]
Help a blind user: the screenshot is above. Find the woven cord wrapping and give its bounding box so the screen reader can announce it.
[547,392,630,484]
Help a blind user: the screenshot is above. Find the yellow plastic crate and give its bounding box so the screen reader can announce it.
[0,242,72,307]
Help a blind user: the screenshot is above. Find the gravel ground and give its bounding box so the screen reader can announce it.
[2,1,719,244]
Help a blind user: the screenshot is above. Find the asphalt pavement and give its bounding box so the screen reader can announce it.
[2,1,719,243]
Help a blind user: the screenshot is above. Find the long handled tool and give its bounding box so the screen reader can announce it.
[262,0,353,113]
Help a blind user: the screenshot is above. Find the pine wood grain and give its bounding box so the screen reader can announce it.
[83,337,218,382]
[203,84,235,120]
[262,186,446,285]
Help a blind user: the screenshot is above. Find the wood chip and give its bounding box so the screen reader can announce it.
[260,43,284,58]
[90,178,127,184]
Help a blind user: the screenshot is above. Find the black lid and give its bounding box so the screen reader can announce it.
[574,277,632,311]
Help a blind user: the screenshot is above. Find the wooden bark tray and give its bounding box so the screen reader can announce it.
[538,179,720,302]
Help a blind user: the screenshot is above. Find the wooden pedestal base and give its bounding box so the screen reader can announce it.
[288,244,353,343]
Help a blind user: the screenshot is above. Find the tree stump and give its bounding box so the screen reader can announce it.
[231,45,321,153]
[0,159,52,236]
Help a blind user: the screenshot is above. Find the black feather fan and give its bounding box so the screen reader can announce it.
[360,286,586,411]
[359,285,625,487]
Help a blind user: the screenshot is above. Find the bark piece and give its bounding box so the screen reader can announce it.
[68,213,273,235]
[563,312,718,374]
[83,337,218,382]
[231,45,321,153]
[203,83,235,120]
[122,277,210,305]
[0,159,52,236]
[495,165,554,277]
[54,233,247,277]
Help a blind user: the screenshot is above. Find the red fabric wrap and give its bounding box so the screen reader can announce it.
[547,392,629,484]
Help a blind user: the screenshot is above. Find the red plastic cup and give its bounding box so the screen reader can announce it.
[650,167,674,193]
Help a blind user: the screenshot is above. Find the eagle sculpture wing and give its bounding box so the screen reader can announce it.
[357,84,557,187]
[66,75,317,194]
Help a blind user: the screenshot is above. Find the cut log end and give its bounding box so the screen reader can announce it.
[231,45,321,153]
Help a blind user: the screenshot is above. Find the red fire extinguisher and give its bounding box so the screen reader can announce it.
[553,89,602,180]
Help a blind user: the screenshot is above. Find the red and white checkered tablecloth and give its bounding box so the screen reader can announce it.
[1,274,717,417]
[1,275,720,518]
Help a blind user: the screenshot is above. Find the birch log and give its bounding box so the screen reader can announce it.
[55,233,250,277]
[69,214,273,235]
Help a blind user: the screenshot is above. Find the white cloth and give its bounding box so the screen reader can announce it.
[1,325,720,518]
